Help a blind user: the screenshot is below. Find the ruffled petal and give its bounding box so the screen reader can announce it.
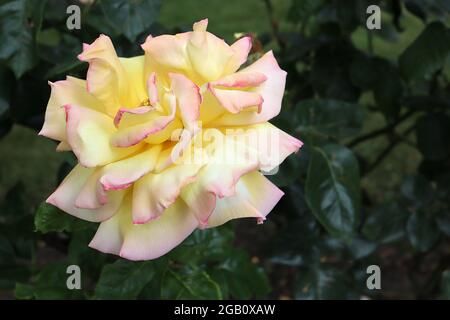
[207,85,263,114]
[180,132,259,225]
[224,36,252,74]
[186,19,234,82]
[222,122,303,172]
[64,104,142,167]
[169,73,201,129]
[209,51,287,126]
[74,144,162,209]
[142,33,193,86]
[46,165,125,222]
[120,56,147,106]
[56,141,71,152]
[110,93,180,147]
[78,35,142,115]
[132,163,204,224]
[39,77,103,143]
[206,171,284,227]
[89,197,199,261]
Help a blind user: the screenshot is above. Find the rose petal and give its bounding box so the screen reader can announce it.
[180,132,259,225]
[39,77,103,143]
[89,197,199,261]
[46,165,125,222]
[209,51,287,126]
[110,93,180,147]
[64,104,142,167]
[207,171,284,228]
[74,144,162,209]
[224,36,252,74]
[132,162,204,224]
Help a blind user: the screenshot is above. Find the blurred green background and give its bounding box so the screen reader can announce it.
[0,0,449,299]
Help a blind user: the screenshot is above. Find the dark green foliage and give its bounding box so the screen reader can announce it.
[0,0,450,300]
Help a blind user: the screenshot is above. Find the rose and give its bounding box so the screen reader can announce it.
[39,19,303,261]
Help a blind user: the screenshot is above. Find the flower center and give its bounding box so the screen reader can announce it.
[140,98,151,107]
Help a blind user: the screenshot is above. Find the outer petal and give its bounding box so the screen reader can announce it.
[64,104,142,167]
[210,71,267,88]
[132,163,204,224]
[89,197,199,261]
[78,35,141,115]
[222,122,303,172]
[209,51,287,126]
[207,85,263,114]
[56,141,71,151]
[207,171,284,227]
[39,77,103,142]
[224,36,252,74]
[186,20,234,82]
[78,35,122,114]
[142,33,193,86]
[180,133,260,225]
[74,144,161,209]
[46,165,125,222]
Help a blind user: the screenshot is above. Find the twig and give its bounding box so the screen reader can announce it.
[347,110,416,148]
[263,0,285,50]
[365,123,416,174]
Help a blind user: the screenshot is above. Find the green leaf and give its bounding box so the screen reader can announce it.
[0,66,13,139]
[95,260,157,299]
[351,56,404,118]
[295,99,364,143]
[293,266,357,300]
[415,113,450,161]
[211,249,270,299]
[406,210,440,252]
[363,203,409,244]
[436,211,450,237]
[305,144,360,239]
[347,236,377,260]
[399,21,450,82]
[36,28,61,46]
[440,270,450,299]
[161,265,222,300]
[100,0,162,42]
[309,44,360,101]
[15,262,84,299]
[372,60,404,119]
[0,0,46,77]
[34,202,90,233]
[400,174,434,208]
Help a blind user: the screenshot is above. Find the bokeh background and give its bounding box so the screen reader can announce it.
[0,0,450,299]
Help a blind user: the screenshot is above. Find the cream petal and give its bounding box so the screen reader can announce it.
[64,104,142,167]
[74,145,161,210]
[224,36,252,74]
[46,164,125,222]
[169,73,201,130]
[110,93,179,147]
[89,197,199,261]
[207,85,263,114]
[120,56,147,106]
[132,163,204,224]
[180,134,259,225]
[78,35,124,115]
[186,27,234,82]
[222,122,303,172]
[209,51,287,126]
[206,171,284,228]
[147,72,159,105]
[39,77,103,143]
